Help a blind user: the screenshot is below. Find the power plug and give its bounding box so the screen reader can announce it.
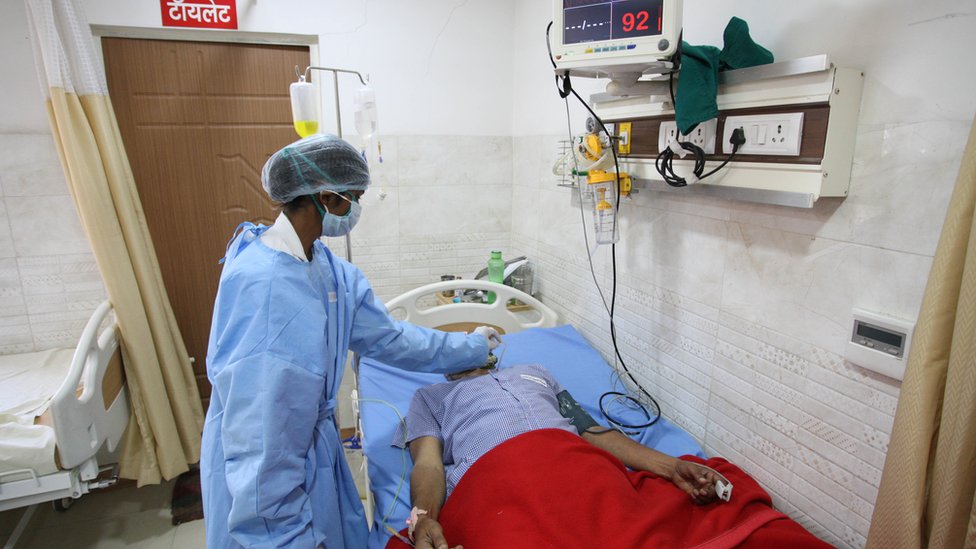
[729,127,746,150]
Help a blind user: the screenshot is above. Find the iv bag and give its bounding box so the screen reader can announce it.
[354,84,378,140]
[354,83,382,163]
[290,79,319,138]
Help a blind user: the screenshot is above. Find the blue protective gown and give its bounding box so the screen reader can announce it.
[201,224,487,548]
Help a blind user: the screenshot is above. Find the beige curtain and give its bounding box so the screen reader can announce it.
[26,0,204,485]
[867,117,976,548]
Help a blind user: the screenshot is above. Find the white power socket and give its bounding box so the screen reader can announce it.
[722,113,805,156]
[658,118,717,154]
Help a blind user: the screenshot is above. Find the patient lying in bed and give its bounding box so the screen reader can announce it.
[390,363,831,549]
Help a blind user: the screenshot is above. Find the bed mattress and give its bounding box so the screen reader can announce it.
[0,348,75,479]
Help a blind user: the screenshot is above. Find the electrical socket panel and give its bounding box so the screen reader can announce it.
[722,113,805,156]
[658,120,679,150]
[658,118,717,154]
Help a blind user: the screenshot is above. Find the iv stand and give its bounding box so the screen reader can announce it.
[297,65,368,442]
[296,65,369,264]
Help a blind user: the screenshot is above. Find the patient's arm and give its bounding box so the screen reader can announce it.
[408,436,462,549]
[581,429,719,505]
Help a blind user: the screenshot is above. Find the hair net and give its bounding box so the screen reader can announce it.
[261,134,370,203]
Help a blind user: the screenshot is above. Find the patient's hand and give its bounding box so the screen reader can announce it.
[671,460,719,505]
[413,516,463,549]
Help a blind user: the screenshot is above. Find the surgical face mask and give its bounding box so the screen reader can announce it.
[313,192,362,237]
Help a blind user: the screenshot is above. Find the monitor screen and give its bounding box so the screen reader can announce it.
[856,323,904,348]
[563,0,665,45]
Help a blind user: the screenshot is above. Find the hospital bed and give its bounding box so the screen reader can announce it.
[357,281,705,548]
[0,301,128,546]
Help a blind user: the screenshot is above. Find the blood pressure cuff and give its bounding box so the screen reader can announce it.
[557,390,599,434]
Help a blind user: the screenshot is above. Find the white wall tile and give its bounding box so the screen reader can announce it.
[513,136,543,188]
[0,313,32,353]
[511,185,541,238]
[0,135,110,354]
[0,134,69,197]
[722,223,931,357]
[0,201,15,258]
[398,185,512,236]
[0,257,21,291]
[353,186,402,242]
[728,120,967,257]
[398,136,512,188]
[6,195,93,257]
[631,188,734,224]
[17,256,64,296]
[616,206,729,308]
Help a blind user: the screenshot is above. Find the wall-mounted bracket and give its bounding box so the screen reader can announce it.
[590,55,864,208]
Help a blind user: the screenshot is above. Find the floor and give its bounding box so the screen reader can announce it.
[0,448,368,548]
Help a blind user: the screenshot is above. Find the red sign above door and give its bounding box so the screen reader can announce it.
[161,0,238,30]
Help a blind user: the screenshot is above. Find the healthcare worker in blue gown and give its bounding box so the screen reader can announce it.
[201,134,501,548]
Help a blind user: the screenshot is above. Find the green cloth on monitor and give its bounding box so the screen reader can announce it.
[675,17,774,135]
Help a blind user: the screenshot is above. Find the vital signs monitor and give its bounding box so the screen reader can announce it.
[551,0,683,78]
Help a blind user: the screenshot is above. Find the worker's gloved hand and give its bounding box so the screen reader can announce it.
[473,326,501,350]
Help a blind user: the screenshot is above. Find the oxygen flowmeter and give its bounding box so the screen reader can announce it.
[576,124,631,245]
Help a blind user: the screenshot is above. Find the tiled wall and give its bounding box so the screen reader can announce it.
[0,133,107,354]
[509,119,968,547]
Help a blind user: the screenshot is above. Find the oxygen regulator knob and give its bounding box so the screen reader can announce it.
[585,117,597,134]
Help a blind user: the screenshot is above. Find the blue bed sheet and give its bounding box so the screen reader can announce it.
[357,324,704,548]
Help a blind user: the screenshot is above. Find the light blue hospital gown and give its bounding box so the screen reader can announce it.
[395,364,576,495]
[202,224,488,549]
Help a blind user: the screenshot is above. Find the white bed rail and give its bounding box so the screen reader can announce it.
[385,280,559,333]
[49,301,128,470]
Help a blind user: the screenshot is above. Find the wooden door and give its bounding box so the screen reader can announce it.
[103,38,309,408]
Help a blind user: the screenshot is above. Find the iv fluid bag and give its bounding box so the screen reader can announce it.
[290,80,318,138]
[354,84,378,140]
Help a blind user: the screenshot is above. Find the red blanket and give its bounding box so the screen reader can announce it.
[388,429,831,549]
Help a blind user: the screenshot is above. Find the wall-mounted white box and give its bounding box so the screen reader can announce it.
[844,309,915,381]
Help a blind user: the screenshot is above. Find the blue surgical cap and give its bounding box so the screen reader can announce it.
[261,134,370,203]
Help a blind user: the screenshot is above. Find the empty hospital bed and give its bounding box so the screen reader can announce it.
[357,280,706,548]
[0,300,129,547]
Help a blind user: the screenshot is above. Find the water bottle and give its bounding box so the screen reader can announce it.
[487,250,505,304]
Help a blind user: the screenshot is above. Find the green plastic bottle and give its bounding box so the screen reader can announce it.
[487,250,504,304]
